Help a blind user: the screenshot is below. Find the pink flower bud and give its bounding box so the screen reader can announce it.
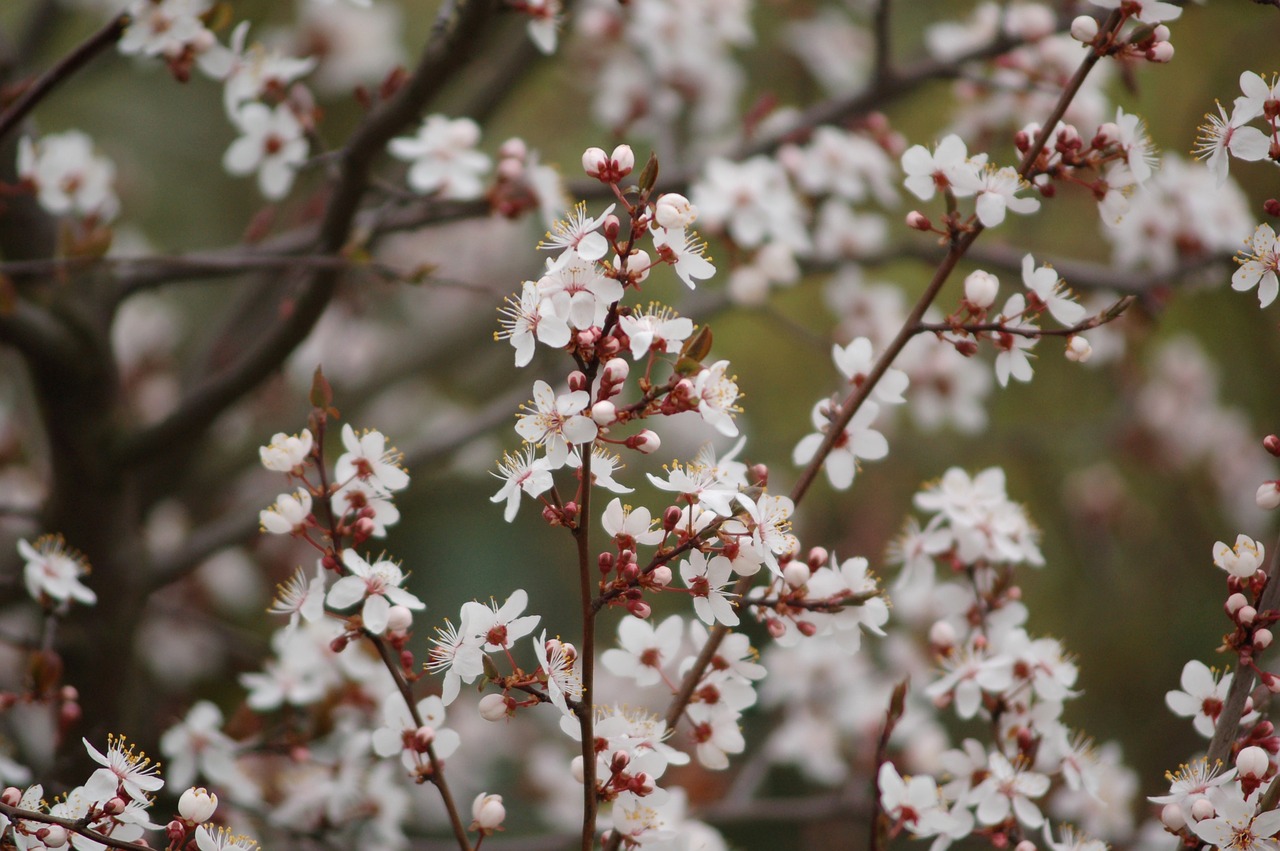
[568,371,588,392]
[610,750,631,773]
[1,787,20,807]
[178,787,218,824]
[1065,336,1092,363]
[906,210,932,231]
[472,793,506,831]
[1161,803,1186,831]
[1240,605,1258,626]
[783,562,810,589]
[604,358,630,384]
[1148,40,1174,63]
[1238,745,1270,779]
[104,796,127,815]
[626,599,652,618]
[598,551,615,574]
[385,605,414,634]
[655,193,697,229]
[663,505,682,530]
[1191,796,1215,822]
[479,693,510,722]
[807,547,828,571]
[43,826,69,848]
[1227,592,1249,615]
[649,565,672,587]
[796,620,817,637]
[1153,25,1171,41]
[582,146,608,178]
[610,144,635,175]
[929,620,958,650]
[963,270,999,309]
[497,158,524,180]
[591,400,617,426]
[630,430,660,454]
[1257,482,1280,511]
[1070,15,1098,42]
[499,137,527,160]
[1256,628,1274,650]
[766,618,786,638]
[571,755,586,783]
[414,725,436,751]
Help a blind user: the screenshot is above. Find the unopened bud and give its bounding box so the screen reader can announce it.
[582,146,608,178]
[1228,593,1249,615]
[591,400,617,426]
[499,137,527,160]
[385,605,414,634]
[1190,796,1216,822]
[568,371,588,392]
[655,192,697,230]
[1161,803,1186,831]
[604,358,629,384]
[1265,199,1280,217]
[571,755,586,783]
[472,793,507,831]
[479,693,510,722]
[610,750,631,773]
[610,144,635,176]
[906,210,932,231]
[1256,628,1274,650]
[178,787,218,824]
[1148,40,1174,63]
[104,796,127,815]
[783,562,810,589]
[1238,745,1270,779]
[1,787,20,806]
[1153,25,1171,41]
[807,547,828,571]
[629,430,660,454]
[1240,605,1258,626]
[1257,482,1280,510]
[796,620,817,637]
[663,506,682,531]
[929,620,958,650]
[598,552,615,574]
[626,599,652,618]
[43,826,69,848]
[1065,336,1092,363]
[1015,841,1036,851]
[603,214,622,241]
[649,565,672,587]
[330,634,350,653]
[1070,15,1099,43]
[963,270,999,309]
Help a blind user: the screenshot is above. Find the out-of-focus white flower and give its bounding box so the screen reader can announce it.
[389,115,491,199]
[17,131,119,221]
[222,102,309,200]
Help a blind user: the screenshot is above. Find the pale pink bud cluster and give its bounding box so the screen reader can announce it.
[583,145,635,183]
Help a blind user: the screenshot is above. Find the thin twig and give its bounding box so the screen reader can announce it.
[0,802,152,851]
[0,13,129,144]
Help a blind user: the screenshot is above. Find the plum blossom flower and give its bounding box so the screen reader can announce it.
[267,564,326,634]
[693,360,742,437]
[601,498,665,548]
[535,632,583,717]
[618,306,695,360]
[538,202,615,271]
[993,294,1038,387]
[537,256,624,330]
[223,102,309,200]
[1235,71,1280,124]
[1191,787,1280,851]
[602,614,685,686]
[1192,102,1271,186]
[83,735,164,802]
[326,551,425,633]
[428,610,485,705]
[681,552,739,626]
[371,692,460,764]
[490,445,554,522]
[389,115,491,199]
[259,429,313,472]
[515,379,598,468]
[1166,660,1236,737]
[969,752,1050,828]
[1214,534,1267,579]
[878,762,960,841]
[159,701,247,791]
[120,0,215,60]
[652,226,716,289]
[214,22,317,113]
[1089,0,1181,24]
[1232,224,1280,309]
[468,589,540,652]
[18,535,97,607]
[832,338,908,405]
[259,488,313,536]
[792,399,889,490]
[1022,254,1086,326]
[195,825,259,851]
[335,424,409,492]
[955,165,1041,228]
[901,134,985,201]
[496,280,571,366]
[17,131,119,221]
[1109,108,1160,184]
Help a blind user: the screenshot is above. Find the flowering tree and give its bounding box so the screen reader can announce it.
[2,1,1280,850]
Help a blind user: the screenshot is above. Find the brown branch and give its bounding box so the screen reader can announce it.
[114,0,498,467]
[913,296,1135,339]
[0,802,153,851]
[0,13,129,144]
[1208,531,1280,765]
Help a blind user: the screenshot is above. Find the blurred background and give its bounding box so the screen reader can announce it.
[2,0,1280,847]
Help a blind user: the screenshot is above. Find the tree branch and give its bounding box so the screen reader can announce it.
[115,0,499,467]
